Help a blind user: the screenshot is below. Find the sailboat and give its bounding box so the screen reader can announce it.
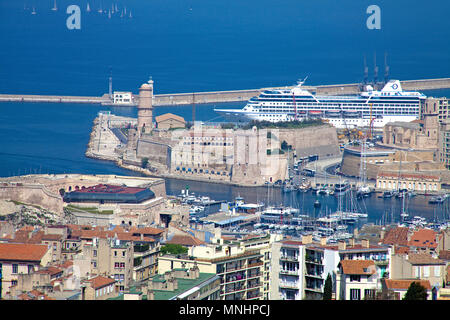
[356,139,372,198]
[98,2,103,13]
[108,9,111,18]
[87,3,91,12]
[129,10,132,18]
[51,0,57,11]
[31,6,37,14]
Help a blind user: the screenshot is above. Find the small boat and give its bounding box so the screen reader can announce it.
[313,200,321,208]
[407,191,417,198]
[429,195,446,204]
[383,190,396,198]
[334,181,351,195]
[317,184,331,195]
[356,185,372,198]
[51,0,57,11]
[31,7,37,14]
[87,3,91,12]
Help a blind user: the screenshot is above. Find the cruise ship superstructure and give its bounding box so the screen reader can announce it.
[214,79,427,128]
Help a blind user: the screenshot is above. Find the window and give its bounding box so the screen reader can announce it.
[350,288,361,300]
[12,264,18,274]
[28,265,34,274]
[364,289,376,300]
[434,266,441,277]
[93,250,97,257]
[423,266,430,277]
[350,275,361,282]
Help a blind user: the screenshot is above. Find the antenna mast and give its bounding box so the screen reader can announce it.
[373,52,378,88]
[384,52,390,84]
[363,55,368,85]
[192,93,196,123]
[108,67,113,100]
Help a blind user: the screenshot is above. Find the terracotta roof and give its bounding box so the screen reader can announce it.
[339,260,376,275]
[395,246,410,254]
[377,172,440,181]
[384,279,431,290]
[0,243,49,262]
[37,266,63,276]
[382,227,409,246]
[42,234,63,241]
[409,229,437,248]
[166,234,205,246]
[17,289,55,300]
[281,240,303,246]
[408,253,445,265]
[85,275,116,289]
[155,113,186,123]
[129,226,164,235]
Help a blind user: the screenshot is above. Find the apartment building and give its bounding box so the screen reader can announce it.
[158,233,280,300]
[381,279,432,300]
[270,236,392,300]
[336,260,379,300]
[81,275,118,300]
[390,252,446,290]
[0,243,52,298]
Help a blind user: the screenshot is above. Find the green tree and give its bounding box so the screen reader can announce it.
[141,157,149,169]
[403,282,428,300]
[160,243,188,255]
[281,140,292,151]
[323,273,333,300]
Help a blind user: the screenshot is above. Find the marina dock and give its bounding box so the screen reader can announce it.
[1,78,450,107]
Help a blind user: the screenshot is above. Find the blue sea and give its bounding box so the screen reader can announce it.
[0,0,449,221]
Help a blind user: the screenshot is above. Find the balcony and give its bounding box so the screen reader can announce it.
[248,261,263,268]
[225,285,246,294]
[279,281,300,289]
[305,286,323,293]
[305,257,323,265]
[305,272,323,280]
[374,259,389,266]
[247,271,261,279]
[280,255,298,262]
[279,269,299,276]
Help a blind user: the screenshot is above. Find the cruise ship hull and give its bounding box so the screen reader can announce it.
[214,79,426,129]
[215,108,418,129]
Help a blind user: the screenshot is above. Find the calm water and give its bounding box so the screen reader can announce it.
[0,0,449,222]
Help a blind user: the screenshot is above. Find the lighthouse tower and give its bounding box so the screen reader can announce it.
[137,78,154,135]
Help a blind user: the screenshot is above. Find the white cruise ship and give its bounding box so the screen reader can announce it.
[214,79,427,128]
